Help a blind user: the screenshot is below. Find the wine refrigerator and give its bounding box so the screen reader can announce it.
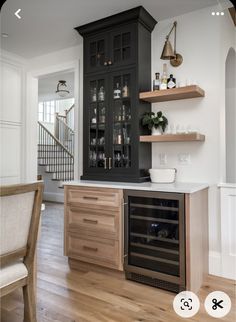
[124,190,186,293]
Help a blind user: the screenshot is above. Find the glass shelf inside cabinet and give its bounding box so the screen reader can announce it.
[89,78,106,169]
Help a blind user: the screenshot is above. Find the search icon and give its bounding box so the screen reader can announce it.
[183,301,190,308]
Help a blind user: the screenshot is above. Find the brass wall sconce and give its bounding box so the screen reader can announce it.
[160,21,183,67]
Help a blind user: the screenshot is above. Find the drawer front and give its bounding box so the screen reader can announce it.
[67,234,120,268]
[67,187,122,209]
[67,206,119,238]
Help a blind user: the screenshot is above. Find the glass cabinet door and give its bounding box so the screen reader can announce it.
[110,25,135,68]
[84,34,108,74]
[86,76,108,171]
[111,71,133,171]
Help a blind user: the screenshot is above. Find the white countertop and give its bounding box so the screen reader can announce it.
[64,180,209,194]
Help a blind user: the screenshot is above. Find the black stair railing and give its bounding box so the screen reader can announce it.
[54,114,74,155]
[38,121,74,181]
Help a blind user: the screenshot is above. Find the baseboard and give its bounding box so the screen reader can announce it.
[209,251,222,277]
[43,192,64,203]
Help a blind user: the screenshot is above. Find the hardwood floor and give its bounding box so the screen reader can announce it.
[1,202,235,322]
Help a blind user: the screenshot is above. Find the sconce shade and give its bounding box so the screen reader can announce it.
[160,39,175,60]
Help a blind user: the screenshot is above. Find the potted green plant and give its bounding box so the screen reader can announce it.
[142,111,168,135]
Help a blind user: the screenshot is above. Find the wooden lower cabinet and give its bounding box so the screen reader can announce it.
[64,185,208,293]
[64,186,123,271]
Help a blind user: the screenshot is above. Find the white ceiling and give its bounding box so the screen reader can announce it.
[38,71,74,101]
[1,0,232,59]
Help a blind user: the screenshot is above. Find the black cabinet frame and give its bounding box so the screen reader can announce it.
[76,6,157,182]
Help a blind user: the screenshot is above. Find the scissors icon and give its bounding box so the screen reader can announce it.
[212,298,224,310]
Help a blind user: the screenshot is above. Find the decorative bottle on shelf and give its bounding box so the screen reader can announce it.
[122,105,126,121]
[160,64,168,90]
[91,87,97,102]
[114,83,121,99]
[99,107,105,123]
[167,74,176,89]
[98,86,105,101]
[91,107,97,124]
[122,82,129,97]
[153,72,160,91]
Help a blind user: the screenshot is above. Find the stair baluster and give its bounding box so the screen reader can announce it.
[38,121,74,181]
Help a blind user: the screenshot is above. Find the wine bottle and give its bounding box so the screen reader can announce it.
[167,74,176,89]
[114,83,121,99]
[160,64,168,90]
[98,86,105,101]
[122,82,129,97]
[153,72,160,91]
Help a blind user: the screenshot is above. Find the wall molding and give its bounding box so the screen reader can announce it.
[0,49,27,66]
[0,120,22,126]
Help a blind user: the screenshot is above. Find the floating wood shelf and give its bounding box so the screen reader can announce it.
[140,133,205,142]
[139,85,205,103]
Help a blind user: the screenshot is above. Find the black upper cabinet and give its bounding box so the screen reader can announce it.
[84,32,109,74]
[76,6,157,182]
[83,24,136,74]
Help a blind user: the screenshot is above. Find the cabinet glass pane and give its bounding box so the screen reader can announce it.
[89,39,105,68]
[112,73,131,168]
[89,79,106,168]
[128,196,180,277]
[113,32,131,63]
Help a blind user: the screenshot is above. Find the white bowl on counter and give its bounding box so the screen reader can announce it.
[149,168,177,183]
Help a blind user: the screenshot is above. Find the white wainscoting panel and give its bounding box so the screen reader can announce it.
[0,62,22,123]
[219,184,236,280]
[0,53,25,184]
[0,123,21,184]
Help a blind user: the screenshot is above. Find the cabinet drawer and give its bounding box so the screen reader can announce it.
[67,187,122,209]
[67,234,121,269]
[67,206,119,239]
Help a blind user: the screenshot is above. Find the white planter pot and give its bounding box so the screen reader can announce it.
[151,127,163,135]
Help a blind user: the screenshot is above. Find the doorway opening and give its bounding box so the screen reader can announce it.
[37,70,75,202]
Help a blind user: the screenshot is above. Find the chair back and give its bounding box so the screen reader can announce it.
[0,182,43,267]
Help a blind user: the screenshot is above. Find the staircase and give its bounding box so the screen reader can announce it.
[38,107,74,183]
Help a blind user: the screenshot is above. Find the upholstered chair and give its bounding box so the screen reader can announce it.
[0,182,43,322]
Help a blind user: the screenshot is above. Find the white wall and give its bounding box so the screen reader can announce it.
[0,51,26,184]
[151,6,235,276]
[225,48,236,183]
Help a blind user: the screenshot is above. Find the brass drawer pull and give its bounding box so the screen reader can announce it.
[83,218,98,224]
[83,246,98,252]
[83,196,98,200]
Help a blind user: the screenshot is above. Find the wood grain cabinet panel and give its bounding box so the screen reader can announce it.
[65,185,123,271]
[67,206,119,239]
[67,234,122,270]
[67,187,123,209]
